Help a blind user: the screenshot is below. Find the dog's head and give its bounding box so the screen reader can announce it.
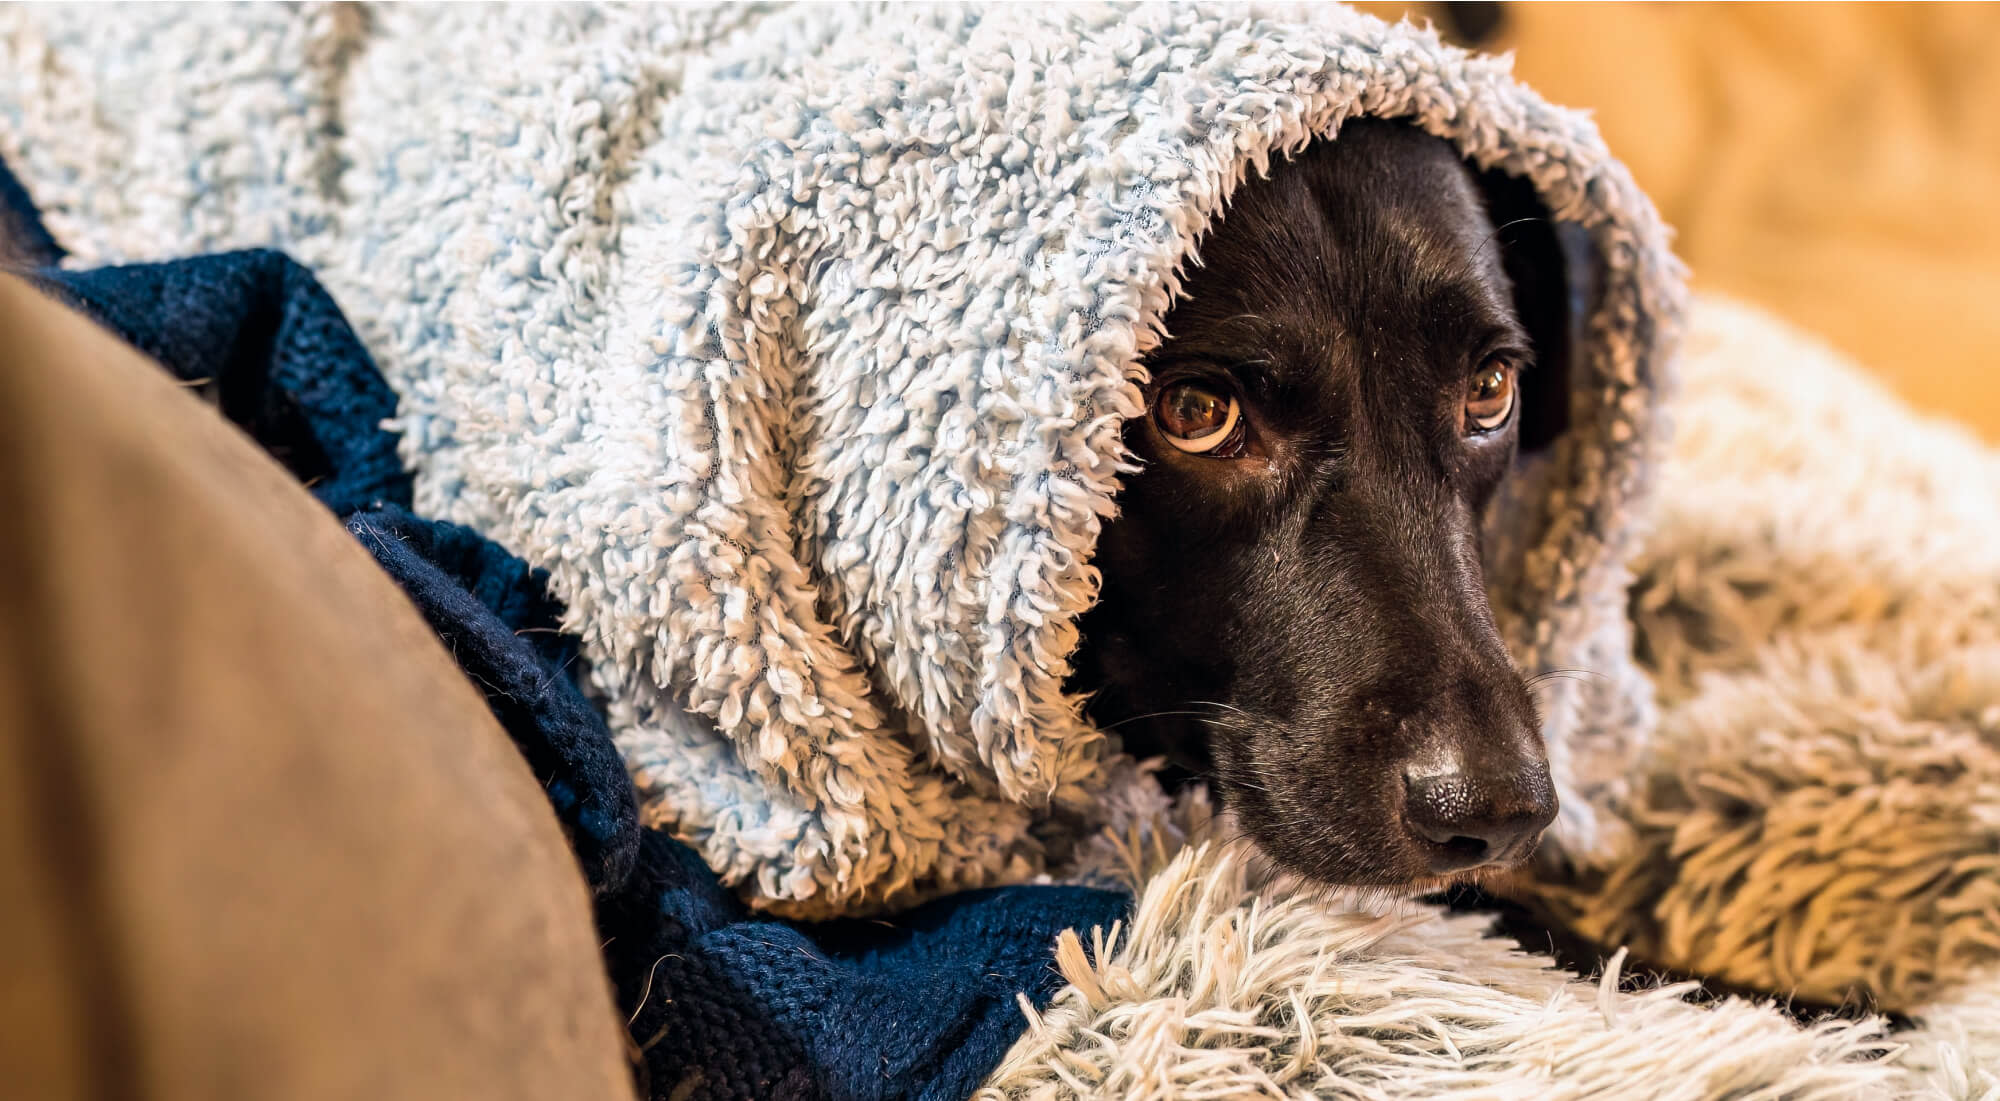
[1075,118,1585,887]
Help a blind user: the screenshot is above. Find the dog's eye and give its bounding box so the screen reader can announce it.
[1463,357,1518,434]
[1155,383,1243,455]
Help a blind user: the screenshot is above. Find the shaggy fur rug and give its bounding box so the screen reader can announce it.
[982,296,2000,1099]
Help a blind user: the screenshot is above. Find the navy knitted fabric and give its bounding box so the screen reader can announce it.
[39,248,413,518]
[3,154,1127,1101]
[0,150,63,268]
[344,503,643,892]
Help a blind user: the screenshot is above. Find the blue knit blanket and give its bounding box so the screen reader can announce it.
[4,154,1126,1101]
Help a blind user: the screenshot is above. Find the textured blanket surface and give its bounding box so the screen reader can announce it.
[980,296,2000,1099]
[3,170,1126,1099]
[0,0,1679,915]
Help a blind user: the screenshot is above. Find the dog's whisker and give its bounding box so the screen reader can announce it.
[1189,699,1254,720]
[1529,667,1607,685]
[1096,709,1229,733]
[1472,214,1548,267]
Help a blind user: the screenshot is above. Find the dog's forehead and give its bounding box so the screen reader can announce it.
[1157,123,1524,399]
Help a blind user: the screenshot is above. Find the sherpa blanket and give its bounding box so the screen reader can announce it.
[5,2,1998,1096]
[1,179,1129,1099]
[0,0,1672,914]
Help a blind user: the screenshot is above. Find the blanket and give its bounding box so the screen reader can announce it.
[2,169,1127,1100]
[0,1,1680,912]
[6,2,1997,1097]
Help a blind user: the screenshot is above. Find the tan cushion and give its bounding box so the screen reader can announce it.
[0,273,637,1101]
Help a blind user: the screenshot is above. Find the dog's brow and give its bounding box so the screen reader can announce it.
[1194,314,1315,368]
[1155,313,1295,374]
[1203,313,1280,342]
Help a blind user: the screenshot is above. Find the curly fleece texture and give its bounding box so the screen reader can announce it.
[7,180,1132,1100]
[979,298,2000,1099]
[0,0,1678,915]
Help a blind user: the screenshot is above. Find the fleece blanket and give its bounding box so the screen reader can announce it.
[0,1,1679,913]
[5,2,1997,1096]
[2,187,1128,1098]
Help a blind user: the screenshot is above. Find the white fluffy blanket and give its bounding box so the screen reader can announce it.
[0,1,1679,912]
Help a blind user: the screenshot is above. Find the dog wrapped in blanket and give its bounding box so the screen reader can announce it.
[4,0,1677,908]
[5,2,1996,1095]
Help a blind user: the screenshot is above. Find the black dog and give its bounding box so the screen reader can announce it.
[1073,118,1580,889]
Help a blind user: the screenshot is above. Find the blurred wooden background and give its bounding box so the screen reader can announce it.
[1357,2,2000,440]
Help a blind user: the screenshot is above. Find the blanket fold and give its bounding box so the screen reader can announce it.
[4,155,1126,1101]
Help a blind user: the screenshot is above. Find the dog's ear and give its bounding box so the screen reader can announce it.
[1475,168,1596,456]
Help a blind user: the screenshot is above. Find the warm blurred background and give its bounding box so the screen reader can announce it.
[1359,1,2000,440]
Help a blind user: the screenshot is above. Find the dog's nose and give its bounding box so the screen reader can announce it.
[1402,768,1557,874]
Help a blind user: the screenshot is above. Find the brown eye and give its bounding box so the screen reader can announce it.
[1464,357,1518,434]
[1155,382,1243,455]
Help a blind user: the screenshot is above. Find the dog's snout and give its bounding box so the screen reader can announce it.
[1402,766,1557,874]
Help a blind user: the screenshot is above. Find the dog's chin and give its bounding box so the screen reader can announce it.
[1209,805,1538,899]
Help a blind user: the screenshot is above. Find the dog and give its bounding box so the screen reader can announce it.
[1072,118,1582,890]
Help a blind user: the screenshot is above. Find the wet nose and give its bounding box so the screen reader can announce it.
[1403,767,1558,874]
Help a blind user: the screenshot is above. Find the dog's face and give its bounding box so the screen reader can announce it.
[1074,119,1577,887]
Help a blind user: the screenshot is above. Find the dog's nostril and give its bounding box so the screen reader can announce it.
[1437,835,1488,863]
[1403,770,1554,874]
